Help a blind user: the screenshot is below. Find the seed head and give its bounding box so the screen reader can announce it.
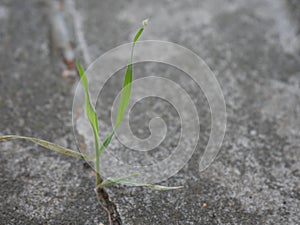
[142,18,149,27]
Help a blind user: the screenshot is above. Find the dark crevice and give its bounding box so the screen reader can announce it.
[97,187,123,225]
[83,162,123,224]
[48,0,123,223]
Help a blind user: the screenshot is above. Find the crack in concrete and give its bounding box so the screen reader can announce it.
[97,187,123,225]
[64,0,91,65]
[48,0,123,223]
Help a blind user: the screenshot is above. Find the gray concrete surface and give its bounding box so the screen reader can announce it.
[0,0,108,224]
[1,0,300,224]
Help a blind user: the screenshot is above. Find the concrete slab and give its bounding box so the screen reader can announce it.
[0,0,299,224]
[0,0,108,224]
[74,0,300,224]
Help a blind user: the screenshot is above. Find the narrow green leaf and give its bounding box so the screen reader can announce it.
[143,184,184,191]
[133,27,144,43]
[99,174,140,188]
[77,61,99,139]
[98,131,114,156]
[103,132,114,148]
[77,61,101,185]
[100,21,147,153]
[99,173,184,191]
[116,24,146,129]
[119,180,184,191]
[0,135,93,161]
[115,65,132,128]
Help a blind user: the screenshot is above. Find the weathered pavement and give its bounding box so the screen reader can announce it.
[1,0,300,224]
[0,0,108,224]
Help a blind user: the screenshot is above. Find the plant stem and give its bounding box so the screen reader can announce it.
[94,130,101,186]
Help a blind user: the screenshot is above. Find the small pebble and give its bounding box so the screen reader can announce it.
[80,142,86,150]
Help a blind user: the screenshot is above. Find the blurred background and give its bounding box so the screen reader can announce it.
[0,0,299,224]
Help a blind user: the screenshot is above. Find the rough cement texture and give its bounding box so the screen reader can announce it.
[0,0,108,224]
[1,0,300,224]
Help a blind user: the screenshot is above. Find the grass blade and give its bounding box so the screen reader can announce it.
[115,64,132,128]
[100,174,184,190]
[99,174,140,188]
[77,61,101,185]
[101,21,148,154]
[115,26,144,128]
[142,184,184,191]
[77,61,99,140]
[0,135,93,160]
